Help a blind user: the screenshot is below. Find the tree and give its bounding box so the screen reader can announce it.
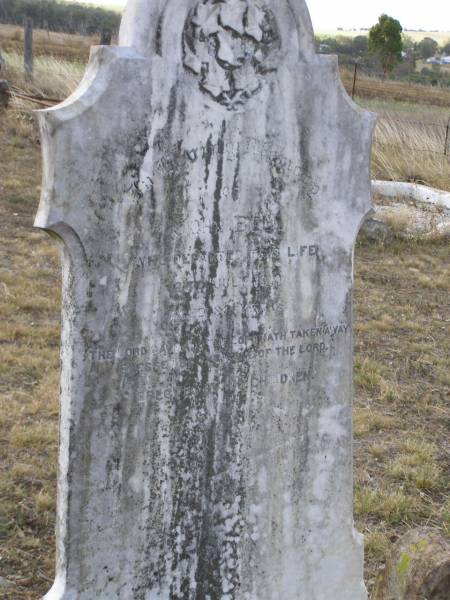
[402,35,416,54]
[442,41,450,55]
[417,37,439,59]
[368,14,403,78]
[352,35,369,55]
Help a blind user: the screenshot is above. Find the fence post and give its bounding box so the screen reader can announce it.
[24,17,33,81]
[445,117,450,158]
[100,29,112,45]
[0,80,10,108]
[351,62,358,99]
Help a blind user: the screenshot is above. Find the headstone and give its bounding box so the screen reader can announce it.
[35,1,375,598]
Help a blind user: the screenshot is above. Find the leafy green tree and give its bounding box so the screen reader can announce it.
[417,37,439,59]
[352,35,368,55]
[368,14,403,78]
[402,35,416,54]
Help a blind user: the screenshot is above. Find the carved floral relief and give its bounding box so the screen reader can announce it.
[183,0,280,110]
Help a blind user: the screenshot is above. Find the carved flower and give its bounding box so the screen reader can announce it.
[183,0,280,110]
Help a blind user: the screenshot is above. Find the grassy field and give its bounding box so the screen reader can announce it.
[363,99,450,192]
[317,28,450,45]
[0,24,96,63]
[0,25,449,600]
[340,67,450,108]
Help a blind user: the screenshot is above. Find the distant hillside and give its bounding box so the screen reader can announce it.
[0,0,121,35]
[316,29,450,45]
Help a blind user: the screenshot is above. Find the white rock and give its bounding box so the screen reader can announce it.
[372,180,450,210]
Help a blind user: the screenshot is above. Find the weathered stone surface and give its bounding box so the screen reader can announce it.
[374,528,450,600]
[374,202,450,237]
[0,576,14,588]
[36,1,375,598]
[359,217,394,243]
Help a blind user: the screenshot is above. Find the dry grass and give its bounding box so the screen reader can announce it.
[377,206,415,234]
[1,51,85,103]
[0,23,96,62]
[370,116,450,191]
[353,237,450,593]
[0,110,60,598]
[356,97,450,192]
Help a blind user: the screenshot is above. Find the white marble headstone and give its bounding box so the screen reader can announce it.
[36,1,375,598]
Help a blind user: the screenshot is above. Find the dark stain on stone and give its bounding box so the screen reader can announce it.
[166,86,178,138]
[204,121,225,319]
[232,149,240,203]
[121,127,150,202]
[155,11,165,57]
[204,134,213,186]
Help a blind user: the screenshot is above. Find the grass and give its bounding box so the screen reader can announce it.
[352,236,450,591]
[358,97,450,123]
[369,115,450,190]
[0,108,60,599]
[0,23,96,62]
[1,51,85,103]
[0,27,449,600]
[386,439,443,491]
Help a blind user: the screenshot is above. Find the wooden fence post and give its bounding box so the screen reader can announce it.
[445,117,450,158]
[100,29,113,45]
[0,80,10,108]
[351,62,358,99]
[24,17,33,81]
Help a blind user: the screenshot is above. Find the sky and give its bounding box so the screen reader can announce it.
[78,0,450,32]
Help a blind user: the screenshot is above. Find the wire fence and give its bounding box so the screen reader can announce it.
[375,115,450,158]
[2,73,450,160]
[347,61,450,102]
[342,63,450,160]
[1,83,61,107]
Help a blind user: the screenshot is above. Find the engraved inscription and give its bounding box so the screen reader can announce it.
[236,322,350,347]
[183,0,280,109]
[86,241,321,281]
[87,346,148,362]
